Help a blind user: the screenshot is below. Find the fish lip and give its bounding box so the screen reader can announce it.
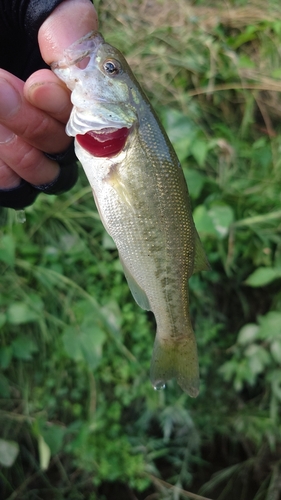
[84,124,134,140]
[51,31,104,70]
[89,126,123,134]
[84,126,130,142]
[66,111,134,136]
[66,102,137,136]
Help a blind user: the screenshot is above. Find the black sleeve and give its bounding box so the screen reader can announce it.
[0,0,68,80]
[0,144,79,209]
[0,0,93,209]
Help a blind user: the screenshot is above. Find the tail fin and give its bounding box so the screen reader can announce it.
[150,334,199,397]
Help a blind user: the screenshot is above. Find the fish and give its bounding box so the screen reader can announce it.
[52,31,209,397]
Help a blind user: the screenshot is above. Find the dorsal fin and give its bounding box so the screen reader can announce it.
[193,230,210,274]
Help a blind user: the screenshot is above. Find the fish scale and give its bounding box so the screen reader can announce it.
[52,31,209,397]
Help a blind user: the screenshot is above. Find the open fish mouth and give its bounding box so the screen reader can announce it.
[76,126,131,157]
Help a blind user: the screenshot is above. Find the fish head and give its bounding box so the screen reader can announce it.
[52,31,142,156]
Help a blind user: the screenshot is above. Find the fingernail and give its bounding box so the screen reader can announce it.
[0,124,15,143]
[0,79,21,118]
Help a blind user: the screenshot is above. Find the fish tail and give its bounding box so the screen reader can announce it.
[150,332,199,397]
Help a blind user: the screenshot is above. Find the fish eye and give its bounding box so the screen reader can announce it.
[103,59,121,76]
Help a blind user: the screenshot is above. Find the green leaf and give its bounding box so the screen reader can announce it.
[219,360,237,382]
[0,374,10,397]
[271,373,281,401]
[208,204,234,239]
[237,54,256,69]
[234,360,257,390]
[193,205,217,237]
[270,341,281,364]
[59,233,82,253]
[0,312,6,330]
[62,325,106,370]
[271,68,281,79]
[0,439,19,467]
[237,324,260,345]
[80,326,106,370]
[38,434,51,471]
[190,138,208,167]
[245,344,271,375]
[42,425,65,456]
[12,335,38,361]
[184,168,206,199]
[27,294,44,313]
[101,301,122,332]
[229,27,257,50]
[7,302,39,325]
[163,109,198,163]
[0,234,15,267]
[245,267,281,287]
[62,327,82,362]
[72,300,94,325]
[258,311,281,341]
[102,232,116,250]
[0,346,13,369]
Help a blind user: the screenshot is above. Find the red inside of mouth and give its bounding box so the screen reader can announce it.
[76,127,130,158]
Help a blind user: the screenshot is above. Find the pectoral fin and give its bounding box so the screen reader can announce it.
[106,164,134,210]
[193,229,210,274]
[119,256,151,311]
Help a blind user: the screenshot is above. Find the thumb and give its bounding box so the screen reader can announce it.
[38,0,98,65]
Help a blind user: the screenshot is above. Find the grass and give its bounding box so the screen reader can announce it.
[1,0,281,499]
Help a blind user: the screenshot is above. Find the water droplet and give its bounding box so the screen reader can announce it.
[153,382,166,391]
[15,209,26,224]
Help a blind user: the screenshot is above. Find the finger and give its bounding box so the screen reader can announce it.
[24,69,72,124]
[0,162,21,189]
[0,125,59,187]
[38,0,98,64]
[0,69,71,154]
[0,124,21,188]
[25,0,98,130]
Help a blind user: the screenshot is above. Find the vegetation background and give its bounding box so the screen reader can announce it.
[1,0,281,498]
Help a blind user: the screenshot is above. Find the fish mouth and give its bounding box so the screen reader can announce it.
[76,126,131,158]
[51,31,104,70]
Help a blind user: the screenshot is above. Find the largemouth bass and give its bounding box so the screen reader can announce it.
[52,31,209,397]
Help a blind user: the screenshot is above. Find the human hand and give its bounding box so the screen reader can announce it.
[0,0,98,207]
